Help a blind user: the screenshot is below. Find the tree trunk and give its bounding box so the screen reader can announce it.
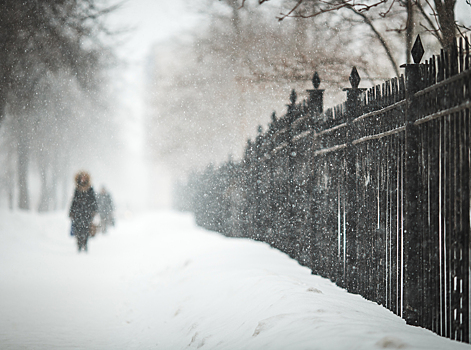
[435,0,457,49]
[0,90,7,126]
[37,164,49,212]
[62,173,69,210]
[17,136,30,210]
[51,168,59,210]
[406,0,414,64]
[8,170,14,210]
[6,145,15,210]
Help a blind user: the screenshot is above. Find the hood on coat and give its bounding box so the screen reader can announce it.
[75,171,92,192]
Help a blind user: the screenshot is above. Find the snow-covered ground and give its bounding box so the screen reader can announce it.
[0,210,470,350]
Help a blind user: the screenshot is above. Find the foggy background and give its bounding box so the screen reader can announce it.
[0,0,469,213]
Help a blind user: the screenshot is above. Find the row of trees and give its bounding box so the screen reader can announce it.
[0,0,119,211]
[146,0,469,183]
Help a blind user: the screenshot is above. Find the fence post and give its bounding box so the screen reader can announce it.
[287,89,298,258]
[401,35,425,326]
[307,73,324,275]
[243,139,254,238]
[254,125,263,241]
[307,72,324,116]
[343,67,366,292]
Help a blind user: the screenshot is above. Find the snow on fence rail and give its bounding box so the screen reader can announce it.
[175,35,471,343]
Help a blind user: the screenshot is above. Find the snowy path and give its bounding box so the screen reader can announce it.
[0,210,470,350]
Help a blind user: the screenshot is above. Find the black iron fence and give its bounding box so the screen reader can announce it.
[176,35,471,343]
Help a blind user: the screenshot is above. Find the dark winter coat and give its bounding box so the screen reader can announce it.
[69,187,98,229]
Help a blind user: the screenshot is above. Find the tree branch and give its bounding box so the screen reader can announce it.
[348,7,401,77]
[416,0,444,46]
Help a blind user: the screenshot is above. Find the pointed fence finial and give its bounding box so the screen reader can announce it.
[307,72,324,115]
[411,35,424,64]
[290,89,297,105]
[349,67,361,89]
[312,72,321,89]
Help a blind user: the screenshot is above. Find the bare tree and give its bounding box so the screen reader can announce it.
[244,0,467,50]
[417,0,460,48]
[0,0,118,126]
[0,0,119,210]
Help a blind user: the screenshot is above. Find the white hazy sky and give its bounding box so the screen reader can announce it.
[108,0,201,63]
[97,1,204,210]
[105,0,202,124]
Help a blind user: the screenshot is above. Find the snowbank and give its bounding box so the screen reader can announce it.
[0,210,469,349]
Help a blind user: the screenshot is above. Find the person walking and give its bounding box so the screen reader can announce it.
[69,171,98,252]
[97,186,115,233]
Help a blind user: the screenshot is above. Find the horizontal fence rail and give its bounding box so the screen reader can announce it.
[175,35,471,343]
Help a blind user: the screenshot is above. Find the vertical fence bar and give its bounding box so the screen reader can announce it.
[378,144,387,306]
[429,118,441,334]
[421,121,432,330]
[389,134,398,315]
[445,112,452,337]
[461,105,470,342]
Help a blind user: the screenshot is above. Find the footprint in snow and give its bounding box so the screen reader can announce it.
[253,314,289,337]
[375,336,407,349]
